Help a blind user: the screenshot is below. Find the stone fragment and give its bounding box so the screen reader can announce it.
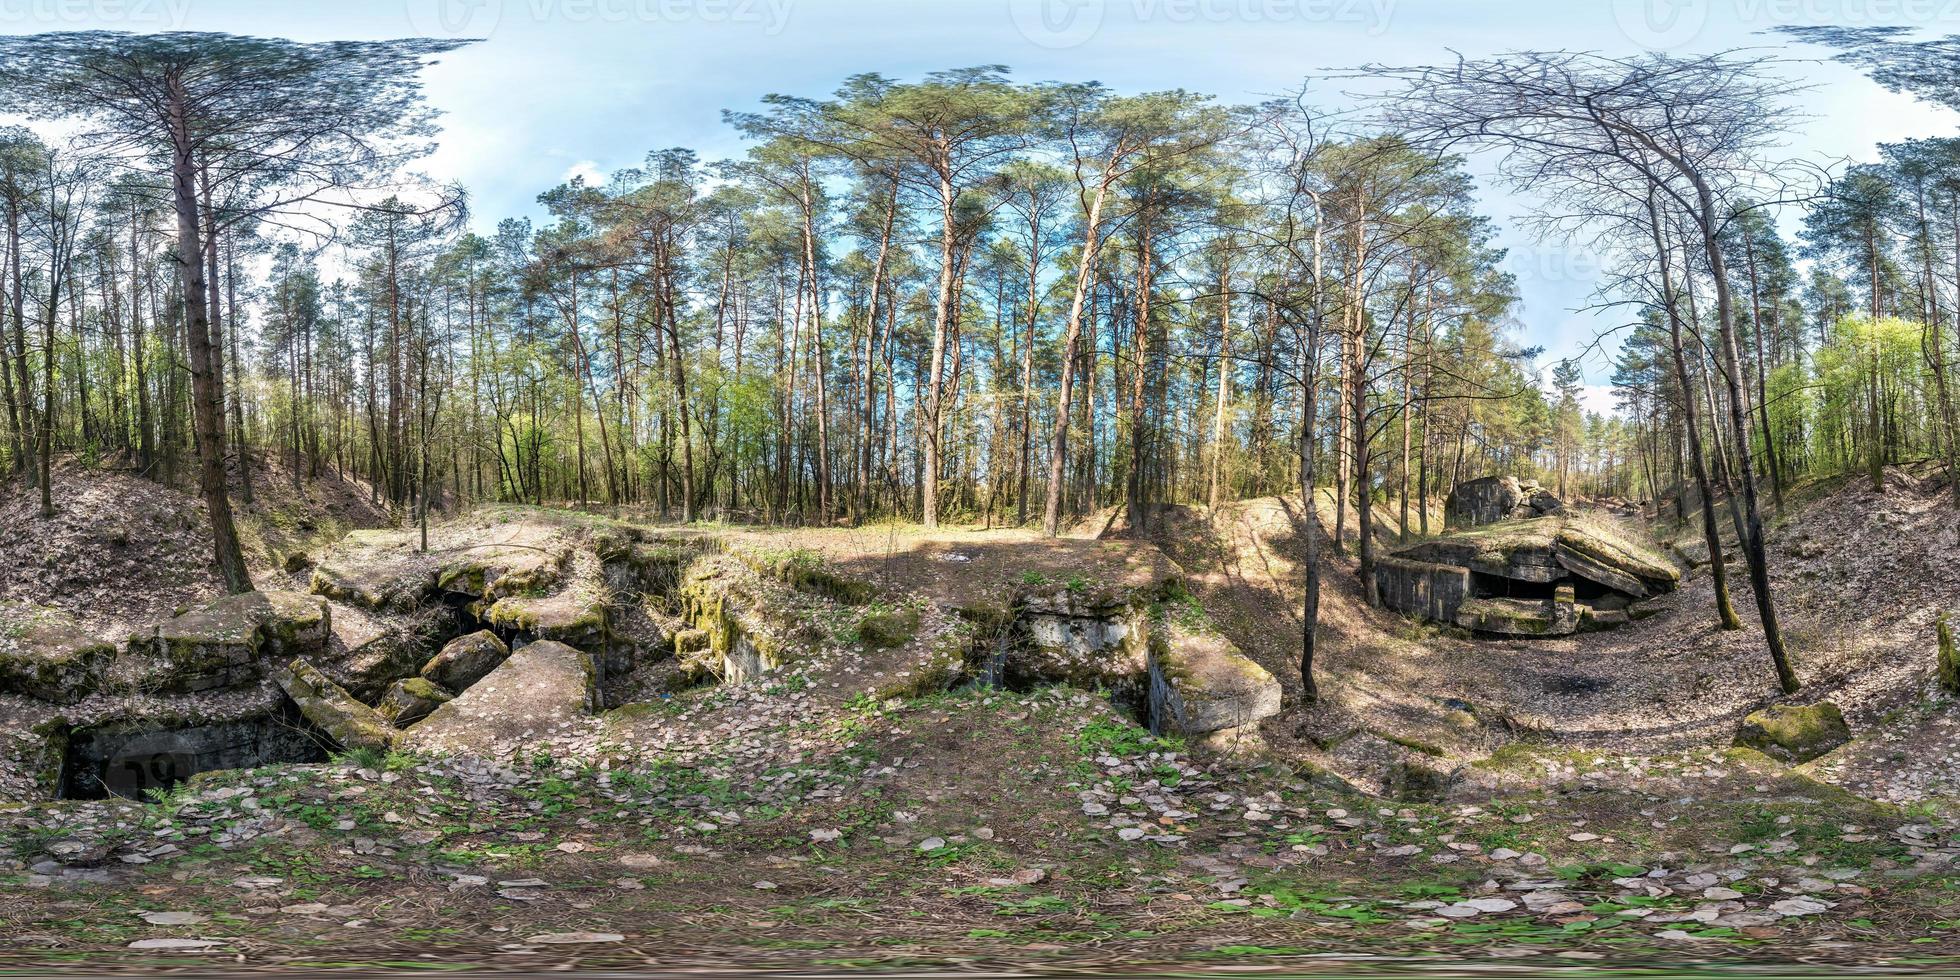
[419,629,509,691]
[0,601,114,703]
[376,676,453,727]
[271,657,401,753]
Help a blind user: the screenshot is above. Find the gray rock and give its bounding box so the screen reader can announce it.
[1147,624,1281,742]
[0,602,114,703]
[376,677,453,727]
[1446,476,1563,528]
[419,629,509,691]
[1376,557,1472,623]
[271,657,400,753]
[408,640,596,750]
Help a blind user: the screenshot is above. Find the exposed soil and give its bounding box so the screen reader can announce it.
[1147,469,1960,805]
[0,464,1955,973]
[0,458,389,637]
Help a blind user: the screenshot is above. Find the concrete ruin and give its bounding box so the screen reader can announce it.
[1,511,1286,799]
[1379,512,1681,636]
[1446,475,1564,528]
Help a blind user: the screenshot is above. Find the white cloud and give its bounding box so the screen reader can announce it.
[562,160,605,185]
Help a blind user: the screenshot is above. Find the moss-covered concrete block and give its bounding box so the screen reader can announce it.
[271,657,400,753]
[1735,701,1850,763]
[408,640,595,751]
[0,602,114,704]
[480,589,607,648]
[857,607,920,649]
[1453,596,1570,636]
[377,676,453,727]
[1147,623,1281,737]
[135,591,331,693]
[420,629,510,690]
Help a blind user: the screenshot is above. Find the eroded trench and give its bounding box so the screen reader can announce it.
[46,539,1256,800]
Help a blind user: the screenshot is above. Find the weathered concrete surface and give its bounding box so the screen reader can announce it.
[408,640,595,751]
[377,677,452,727]
[1445,476,1563,528]
[1397,519,1566,583]
[314,603,444,702]
[1376,557,1472,624]
[1552,518,1680,593]
[419,629,509,691]
[271,657,400,753]
[479,589,606,648]
[1453,596,1572,636]
[132,592,331,693]
[1147,625,1281,744]
[310,529,438,612]
[0,602,114,704]
[1393,514,1680,637]
[1010,587,1150,690]
[674,557,828,686]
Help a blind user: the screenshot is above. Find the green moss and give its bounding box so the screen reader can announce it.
[739,547,875,605]
[274,658,401,752]
[856,608,920,649]
[1735,701,1850,763]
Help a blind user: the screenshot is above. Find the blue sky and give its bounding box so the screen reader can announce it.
[8,0,1957,411]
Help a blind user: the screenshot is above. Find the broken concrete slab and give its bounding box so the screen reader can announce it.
[1454,596,1572,636]
[1376,556,1473,624]
[131,592,331,693]
[1147,625,1281,744]
[271,657,400,753]
[407,640,596,751]
[1392,514,1679,636]
[376,677,452,727]
[314,602,444,702]
[1396,518,1566,583]
[1445,476,1563,528]
[0,602,115,704]
[419,629,509,691]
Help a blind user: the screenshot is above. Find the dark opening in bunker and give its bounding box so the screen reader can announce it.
[59,706,331,801]
[440,591,529,648]
[1470,571,1556,601]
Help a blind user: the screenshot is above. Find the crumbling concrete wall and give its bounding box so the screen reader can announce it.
[1445,476,1563,528]
[1376,556,1472,624]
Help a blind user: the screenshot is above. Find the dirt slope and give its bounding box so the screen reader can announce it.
[1147,471,1960,801]
[0,459,389,636]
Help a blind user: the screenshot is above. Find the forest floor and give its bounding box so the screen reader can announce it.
[0,456,389,636]
[0,462,1955,975]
